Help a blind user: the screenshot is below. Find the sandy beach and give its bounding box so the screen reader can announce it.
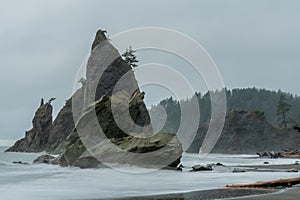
[225,186,300,200]
[106,188,276,200]
[106,187,300,200]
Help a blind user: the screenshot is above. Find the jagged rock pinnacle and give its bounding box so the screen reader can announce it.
[91,29,108,50]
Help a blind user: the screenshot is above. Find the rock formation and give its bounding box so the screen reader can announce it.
[6,97,75,153]
[7,29,183,169]
[7,29,143,153]
[46,98,75,153]
[33,154,56,164]
[54,90,182,168]
[187,110,300,154]
[191,165,213,172]
[6,102,53,152]
[54,29,182,169]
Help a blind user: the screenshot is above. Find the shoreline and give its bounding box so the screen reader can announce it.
[104,188,277,200]
[225,186,300,200]
[105,187,300,200]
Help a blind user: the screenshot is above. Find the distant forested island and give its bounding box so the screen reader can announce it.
[150,88,300,134]
[149,88,300,154]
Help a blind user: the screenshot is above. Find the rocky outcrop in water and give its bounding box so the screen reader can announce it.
[7,30,145,153]
[33,155,56,164]
[54,90,182,169]
[6,101,53,152]
[8,29,183,169]
[53,29,182,169]
[191,165,213,172]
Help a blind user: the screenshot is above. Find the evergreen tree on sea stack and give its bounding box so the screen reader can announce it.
[48,97,56,104]
[122,46,138,70]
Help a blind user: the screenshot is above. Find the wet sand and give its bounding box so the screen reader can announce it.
[107,187,300,200]
[106,188,276,200]
[225,186,300,200]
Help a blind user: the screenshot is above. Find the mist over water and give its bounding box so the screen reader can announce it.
[0,146,299,200]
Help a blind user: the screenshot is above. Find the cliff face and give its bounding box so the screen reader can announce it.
[84,31,140,107]
[46,98,74,153]
[187,110,300,154]
[6,102,53,152]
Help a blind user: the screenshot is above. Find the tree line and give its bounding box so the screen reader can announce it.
[150,88,300,133]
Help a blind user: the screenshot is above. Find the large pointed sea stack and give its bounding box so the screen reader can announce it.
[55,30,182,169]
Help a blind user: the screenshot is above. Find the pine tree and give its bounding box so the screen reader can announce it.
[122,46,138,69]
[48,98,56,104]
[277,94,292,128]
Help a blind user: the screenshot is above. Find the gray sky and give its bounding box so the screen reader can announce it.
[1,0,300,142]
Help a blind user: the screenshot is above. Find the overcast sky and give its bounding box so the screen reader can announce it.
[0,0,300,142]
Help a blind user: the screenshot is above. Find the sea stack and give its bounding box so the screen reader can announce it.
[54,30,182,169]
[6,101,53,152]
[7,29,183,169]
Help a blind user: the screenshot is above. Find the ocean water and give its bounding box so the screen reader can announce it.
[1,146,300,200]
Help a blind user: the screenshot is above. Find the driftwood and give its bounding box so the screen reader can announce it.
[257,152,281,158]
[257,149,300,158]
[284,149,300,154]
[284,155,300,158]
[226,176,300,188]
